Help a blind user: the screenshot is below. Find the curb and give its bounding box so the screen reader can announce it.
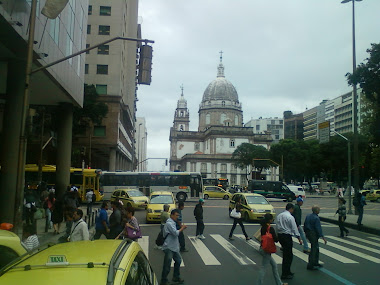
[319,216,380,236]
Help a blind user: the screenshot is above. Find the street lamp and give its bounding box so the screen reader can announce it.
[332,130,353,214]
[341,0,362,199]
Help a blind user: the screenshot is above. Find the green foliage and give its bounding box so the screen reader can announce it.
[232,143,274,171]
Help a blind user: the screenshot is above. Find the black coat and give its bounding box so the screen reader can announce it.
[194,203,203,220]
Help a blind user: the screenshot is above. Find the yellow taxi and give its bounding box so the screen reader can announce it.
[0,240,158,284]
[229,193,276,222]
[146,191,176,223]
[0,230,27,269]
[203,186,232,200]
[366,189,380,202]
[111,189,149,209]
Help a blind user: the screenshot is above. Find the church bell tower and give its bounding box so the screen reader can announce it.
[173,85,190,131]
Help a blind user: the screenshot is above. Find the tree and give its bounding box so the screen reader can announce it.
[232,143,274,173]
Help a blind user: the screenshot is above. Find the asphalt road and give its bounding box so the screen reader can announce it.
[132,197,380,285]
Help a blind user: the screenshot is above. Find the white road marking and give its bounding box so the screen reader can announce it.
[318,239,379,263]
[188,236,221,265]
[292,237,356,263]
[367,236,380,243]
[327,236,380,254]
[211,234,256,265]
[139,236,149,258]
[347,236,380,246]
[234,234,282,264]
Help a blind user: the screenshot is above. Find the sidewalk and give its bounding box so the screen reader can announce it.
[319,212,380,236]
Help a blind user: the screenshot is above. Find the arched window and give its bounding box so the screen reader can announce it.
[180,125,184,131]
[206,113,210,124]
[230,139,235,147]
[180,111,184,117]
[235,115,238,126]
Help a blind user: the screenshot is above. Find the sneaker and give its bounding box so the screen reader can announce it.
[198,234,206,240]
[228,236,234,240]
[172,277,184,284]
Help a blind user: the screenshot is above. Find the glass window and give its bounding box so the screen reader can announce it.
[125,252,154,285]
[98,45,109,55]
[93,126,106,137]
[88,5,92,15]
[86,44,90,54]
[87,25,91,34]
[85,64,89,74]
[230,139,235,147]
[246,196,269,205]
[99,6,111,16]
[256,125,260,131]
[99,25,110,35]
[97,65,108,74]
[149,195,173,204]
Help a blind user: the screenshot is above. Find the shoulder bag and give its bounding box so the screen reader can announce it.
[230,208,241,219]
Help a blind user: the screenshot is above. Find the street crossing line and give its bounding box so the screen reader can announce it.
[210,234,256,265]
[234,234,282,264]
[349,236,380,246]
[292,245,324,264]
[139,236,149,258]
[318,239,380,263]
[292,237,356,264]
[368,237,380,242]
[188,236,221,265]
[326,236,380,254]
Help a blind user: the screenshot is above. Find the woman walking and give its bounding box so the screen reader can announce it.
[51,198,64,234]
[228,200,250,241]
[44,192,55,232]
[109,200,123,239]
[336,197,349,237]
[257,213,287,285]
[116,207,141,241]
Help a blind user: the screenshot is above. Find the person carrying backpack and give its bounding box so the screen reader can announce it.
[336,197,349,237]
[257,213,287,285]
[355,192,366,229]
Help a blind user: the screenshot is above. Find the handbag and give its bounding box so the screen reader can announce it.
[261,225,276,253]
[253,228,261,242]
[230,208,241,219]
[126,226,142,239]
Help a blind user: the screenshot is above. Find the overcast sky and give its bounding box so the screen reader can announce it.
[137,0,380,171]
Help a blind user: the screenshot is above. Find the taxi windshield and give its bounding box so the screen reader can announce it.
[150,195,173,204]
[127,190,144,197]
[246,196,269,205]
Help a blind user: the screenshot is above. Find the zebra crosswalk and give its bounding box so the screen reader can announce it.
[138,233,380,267]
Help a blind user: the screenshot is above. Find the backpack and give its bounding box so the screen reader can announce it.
[155,231,169,246]
[261,225,277,254]
[92,193,96,203]
[353,198,359,207]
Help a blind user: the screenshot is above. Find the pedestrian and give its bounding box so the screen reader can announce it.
[276,203,302,280]
[94,201,110,239]
[160,209,187,285]
[177,202,188,252]
[44,192,55,232]
[86,189,94,216]
[22,224,39,251]
[24,189,37,226]
[161,204,170,233]
[257,213,288,285]
[51,198,64,234]
[194,198,205,239]
[116,207,141,241]
[356,192,366,229]
[304,205,327,270]
[336,197,349,237]
[68,209,89,242]
[64,188,79,210]
[58,209,74,243]
[292,197,310,254]
[228,199,251,241]
[109,200,123,239]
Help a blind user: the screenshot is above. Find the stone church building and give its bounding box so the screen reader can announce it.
[169,56,275,186]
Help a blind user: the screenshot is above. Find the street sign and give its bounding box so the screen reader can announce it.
[318,121,330,144]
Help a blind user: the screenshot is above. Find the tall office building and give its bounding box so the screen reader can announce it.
[76,0,140,171]
[245,117,284,144]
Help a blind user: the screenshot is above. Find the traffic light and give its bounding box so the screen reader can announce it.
[137,45,153,85]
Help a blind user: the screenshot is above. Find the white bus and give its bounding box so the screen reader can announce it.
[99,171,203,202]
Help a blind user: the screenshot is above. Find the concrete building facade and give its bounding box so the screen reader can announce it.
[245,117,284,144]
[136,117,147,171]
[283,111,304,140]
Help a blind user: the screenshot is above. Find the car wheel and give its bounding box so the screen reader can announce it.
[223,195,229,200]
[204,194,209,199]
[177,192,187,202]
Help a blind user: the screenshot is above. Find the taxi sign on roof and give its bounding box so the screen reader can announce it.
[46,255,69,266]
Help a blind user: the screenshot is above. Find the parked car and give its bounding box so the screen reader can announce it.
[287,185,306,199]
[248,180,296,202]
[111,189,149,209]
[203,186,232,200]
[360,189,371,197]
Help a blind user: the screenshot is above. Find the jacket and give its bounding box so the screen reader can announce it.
[292,204,302,227]
[194,203,203,220]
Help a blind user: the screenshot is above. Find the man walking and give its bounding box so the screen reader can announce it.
[177,202,188,252]
[356,193,366,229]
[160,209,187,285]
[94,201,110,239]
[194,198,205,239]
[69,209,89,242]
[86,189,94,216]
[292,197,310,254]
[276,203,302,280]
[304,205,327,270]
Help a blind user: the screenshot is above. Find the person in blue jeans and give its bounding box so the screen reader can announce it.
[160,209,187,285]
[292,197,310,254]
[356,193,366,229]
[94,201,110,239]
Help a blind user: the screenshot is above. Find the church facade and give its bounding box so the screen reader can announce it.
[169,56,276,186]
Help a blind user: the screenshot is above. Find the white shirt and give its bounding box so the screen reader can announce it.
[22,234,39,251]
[276,210,300,237]
[70,219,89,242]
[86,191,94,203]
